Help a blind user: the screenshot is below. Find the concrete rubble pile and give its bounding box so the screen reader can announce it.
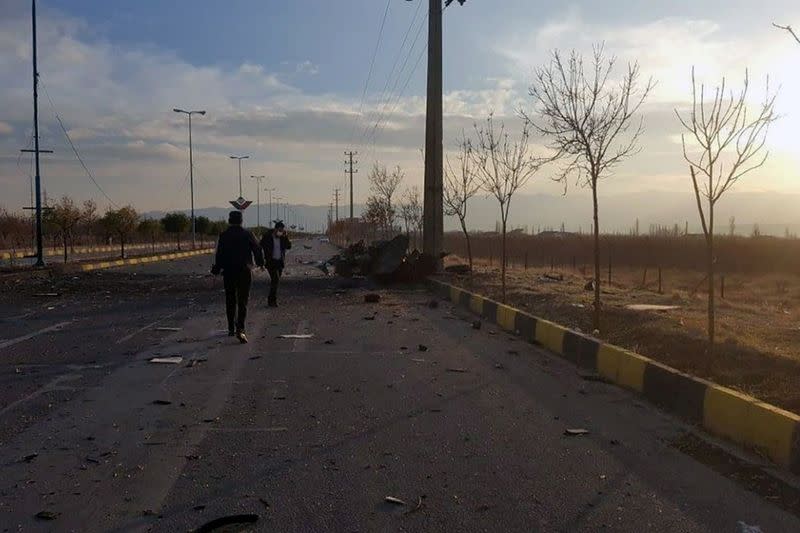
[318,234,437,283]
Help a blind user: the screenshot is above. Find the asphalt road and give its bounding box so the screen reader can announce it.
[1,239,799,532]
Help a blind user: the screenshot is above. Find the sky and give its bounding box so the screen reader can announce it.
[0,0,799,227]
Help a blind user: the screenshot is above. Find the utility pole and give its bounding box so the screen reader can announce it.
[250,175,266,230]
[418,0,466,267]
[334,188,340,222]
[25,0,53,267]
[173,108,205,249]
[344,151,358,219]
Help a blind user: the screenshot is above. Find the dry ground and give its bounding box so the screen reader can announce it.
[443,256,800,414]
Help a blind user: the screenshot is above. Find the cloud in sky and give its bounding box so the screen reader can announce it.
[1,0,799,222]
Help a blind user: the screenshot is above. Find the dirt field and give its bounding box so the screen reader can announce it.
[443,255,800,415]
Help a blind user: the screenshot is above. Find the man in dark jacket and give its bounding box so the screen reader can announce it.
[211,211,264,343]
[260,221,292,307]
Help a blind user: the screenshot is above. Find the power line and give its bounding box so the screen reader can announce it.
[348,0,393,147]
[39,76,118,207]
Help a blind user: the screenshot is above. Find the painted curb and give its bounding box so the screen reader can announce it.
[0,242,206,260]
[431,278,800,474]
[79,248,214,272]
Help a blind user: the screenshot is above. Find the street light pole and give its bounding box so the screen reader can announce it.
[250,175,265,230]
[230,155,250,198]
[173,108,206,249]
[265,187,276,226]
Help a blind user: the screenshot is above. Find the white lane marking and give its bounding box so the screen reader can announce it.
[116,310,180,344]
[292,320,310,353]
[0,321,71,351]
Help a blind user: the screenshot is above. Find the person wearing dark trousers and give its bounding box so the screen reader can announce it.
[211,211,264,343]
[260,221,292,307]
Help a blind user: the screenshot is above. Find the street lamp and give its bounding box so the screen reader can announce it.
[173,108,205,249]
[264,187,276,227]
[229,155,250,198]
[250,175,266,231]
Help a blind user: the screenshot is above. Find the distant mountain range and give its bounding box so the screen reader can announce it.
[144,190,800,237]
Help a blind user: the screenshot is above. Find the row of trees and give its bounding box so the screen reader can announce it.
[443,44,779,369]
[1,199,229,262]
[362,163,423,246]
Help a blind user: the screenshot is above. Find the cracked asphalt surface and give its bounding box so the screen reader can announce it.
[1,240,799,532]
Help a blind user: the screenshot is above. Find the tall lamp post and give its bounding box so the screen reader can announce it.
[265,187,276,226]
[229,155,250,198]
[173,108,205,249]
[250,175,266,231]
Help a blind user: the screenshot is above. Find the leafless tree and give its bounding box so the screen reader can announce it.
[399,186,423,248]
[101,206,140,258]
[471,114,547,301]
[675,68,777,368]
[524,45,654,331]
[773,22,800,44]
[45,196,85,263]
[444,131,481,271]
[728,216,736,237]
[363,195,393,239]
[368,163,404,232]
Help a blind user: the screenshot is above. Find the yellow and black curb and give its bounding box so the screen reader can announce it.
[78,248,214,272]
[430,279,800,474]
[0,242,184,261]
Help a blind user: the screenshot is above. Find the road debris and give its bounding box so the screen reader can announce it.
[194,514,259,533]
[364,293,381,303]
[579,373,613,384]
[277,334,314,339]
[149,356,183,364]
[736,522,763,533]
[22,453,38,463]
[154,327,182,332]
[249,355,262,360]
[385,496,407,506]
[411,358,426,363]
[418,344,428,352]
[564,428,590,436]
[152,399,172,405]
[35,510,59,521]
[446,367,468,373]
[324,339,335,345]
[472,320,482,330]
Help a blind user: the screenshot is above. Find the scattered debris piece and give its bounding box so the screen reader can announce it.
[193,505,206,511]
[564,428,590,436]
[736,521,763,533]
[324,339,335,345]
[154,327,182,332]
[277,334,314,339]
[418,344,428,352]
[259,498,270,508]
[364,293,381,303]
[273,396,287,400]
[405,496,424,515]
[494,363,504,370]
[363,315,376,321]
[22,453,38,463]
[194,514,259,533]
[446,368,468,373]
[507,350,519,355]
[249,355,262,360]
[579,373,612,384]
[34,293,60,297]
[411,358,426,363]
[149,357,183,365]
[185,454,201,460]
[152,400,172,405]
[303,244,313,250]
[584,280,594,291]
[385,496,407,506]
[35,511,59,521]
[472,320,482,330]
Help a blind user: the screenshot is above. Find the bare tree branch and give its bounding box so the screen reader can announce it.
[773,22,800,44]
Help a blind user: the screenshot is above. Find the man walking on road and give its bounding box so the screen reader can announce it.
[211,211,264,343]
[260,221,292,307]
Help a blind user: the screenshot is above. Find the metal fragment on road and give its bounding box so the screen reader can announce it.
[22,453,39,463]
[149,357,183,364]
[385,496,407,506]
[35,510,59,521]
[277,334,314,339]
[446,368,468,373]
[564,428,590,436]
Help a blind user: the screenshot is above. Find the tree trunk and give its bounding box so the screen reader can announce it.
[461,218,473,272]
[706,202,716,371]
[177,232,181,251]
[501,218,507,303]
[62,232,68,264]
[592,183,601,332]
[120,235,126,259]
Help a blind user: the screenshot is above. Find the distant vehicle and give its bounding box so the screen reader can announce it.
[319,237,330,243]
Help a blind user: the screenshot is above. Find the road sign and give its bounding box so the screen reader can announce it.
[229,197,252,211]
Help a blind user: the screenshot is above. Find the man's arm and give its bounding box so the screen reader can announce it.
[250,232,265,267]
[212,233,224,274]
[283,235,292,250]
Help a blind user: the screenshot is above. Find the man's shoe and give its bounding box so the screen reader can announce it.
[236,331,248,344]
[227,329,235,337]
